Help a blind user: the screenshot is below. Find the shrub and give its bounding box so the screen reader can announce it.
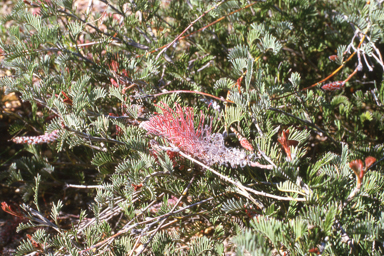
[1,0,384,255]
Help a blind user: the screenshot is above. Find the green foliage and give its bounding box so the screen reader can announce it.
[1,0,384,255]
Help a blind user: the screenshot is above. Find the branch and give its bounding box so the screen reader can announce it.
[135,176,196,256]
[155,1,226,60]
[178,2,259,41]
[268,107,341,149]
[63,126,126,145]
[64,184,108,189]
[137,1,260,58]
[151,90,232,103]
[273,25,370,100]
[80,193,166,254]
[56,8,148,50]
[175,147,306,202]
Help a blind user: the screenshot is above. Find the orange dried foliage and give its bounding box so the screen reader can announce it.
[132,183,143,191]
[349,157,376,188]
[328,55,337,61]
[308,247,320,254]
[365,156,376,170]
[349,159,364,177]
[237,76,243,93]
[61,91,73,105]
[1,202,24,218]
[278,129,298,161]
[230,127,254,152]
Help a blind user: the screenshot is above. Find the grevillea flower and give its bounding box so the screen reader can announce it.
[140,102,255,168]
[12,130,59,144]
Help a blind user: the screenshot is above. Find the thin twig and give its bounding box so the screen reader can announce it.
[137,2,258,58]
[256,145,276,168]
[175,147,306,202]
[273,25,370,100]
[141,171,170,184]
[179,1,259,41]
[334,219,355,251]
[63,126,126,145]
[65,184,108,189]
[78,197,129,233]
[21,204,61,233]
[80,193,219,254]
[56,8,148,50]
[135,175,196,256]
[80,193,166,254]
[86,0,93,15]
[155,1,226,60]
[268,107,341,149]
[151,90,232,103]
[99,0,125,17]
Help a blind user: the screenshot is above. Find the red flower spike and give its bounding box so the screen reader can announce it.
[278,129,292,161]
[321,81,345,91]
[230,127,254,151]
[141,102,212,158]
[364,156,376,170]
[141,103,255,168]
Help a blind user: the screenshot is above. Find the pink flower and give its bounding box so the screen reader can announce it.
[12,130,59,144]
[140,102,253,168]
[140,102,211,156]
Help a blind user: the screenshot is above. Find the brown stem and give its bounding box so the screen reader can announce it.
[152,90,233,103]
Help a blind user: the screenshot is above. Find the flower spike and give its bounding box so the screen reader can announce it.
[140,102,260,168]
[11,130,59,145]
